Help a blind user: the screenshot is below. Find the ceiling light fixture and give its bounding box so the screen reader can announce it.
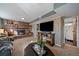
[21,18,24,20]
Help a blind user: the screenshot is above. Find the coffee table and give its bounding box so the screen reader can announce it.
[24,43,55,56]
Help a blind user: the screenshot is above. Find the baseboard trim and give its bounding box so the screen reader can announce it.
[55,44,61,47]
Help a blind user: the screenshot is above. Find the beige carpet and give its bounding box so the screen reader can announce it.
[12,37,79,56]
[12,37,37,56]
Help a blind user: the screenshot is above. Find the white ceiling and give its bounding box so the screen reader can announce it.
[0,3,79,23]
[0,3,54,22]
[55,3,79,17]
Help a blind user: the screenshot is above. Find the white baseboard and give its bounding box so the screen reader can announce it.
[55,44,61,47]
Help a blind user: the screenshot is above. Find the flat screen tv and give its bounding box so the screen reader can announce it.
[40,21,53,31]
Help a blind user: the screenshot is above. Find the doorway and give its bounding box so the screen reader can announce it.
[64,17,77,46]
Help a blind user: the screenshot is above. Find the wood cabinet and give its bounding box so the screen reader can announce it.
[4,20,32,36]
[15,22,29,29]
[4,20,29,29]
[28,25,32,31]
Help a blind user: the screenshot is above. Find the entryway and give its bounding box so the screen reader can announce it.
[64,17,77,47]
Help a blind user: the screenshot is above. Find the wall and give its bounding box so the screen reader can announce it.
[31,16,64,47]
[77,16,79,48]
[53,17,64,46]
[0,18,4,28]
[32,24,37,38]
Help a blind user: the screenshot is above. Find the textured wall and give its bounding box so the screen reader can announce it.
[0,18,4,29]
[54,17,64,47]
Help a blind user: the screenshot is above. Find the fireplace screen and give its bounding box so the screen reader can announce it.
[17,29,26,35]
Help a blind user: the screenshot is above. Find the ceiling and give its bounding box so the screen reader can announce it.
[0,3,79,23]
[55,3,79,17]
[0,3,54,22]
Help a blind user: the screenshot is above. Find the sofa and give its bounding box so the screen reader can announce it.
[0,37,13,56]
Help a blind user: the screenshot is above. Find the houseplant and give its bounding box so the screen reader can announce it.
[36,39,46,55]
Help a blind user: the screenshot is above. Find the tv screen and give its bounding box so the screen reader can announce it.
[40,21,53,31]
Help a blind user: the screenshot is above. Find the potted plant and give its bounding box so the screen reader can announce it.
[36,39,46,55]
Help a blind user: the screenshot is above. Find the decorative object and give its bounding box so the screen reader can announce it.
[36,39,45,48]
[32,44,46,56]
[32,38,46,56]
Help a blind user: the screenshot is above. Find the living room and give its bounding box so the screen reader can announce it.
[0,3,79,56]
